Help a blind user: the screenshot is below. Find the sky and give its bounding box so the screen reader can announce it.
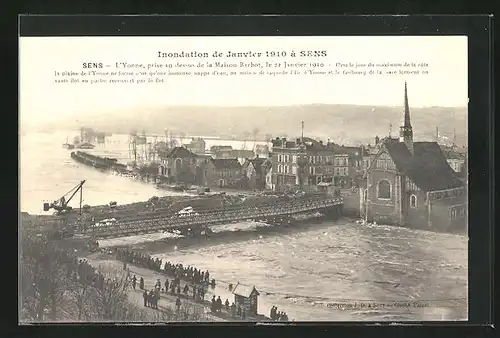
[19,36,468,124]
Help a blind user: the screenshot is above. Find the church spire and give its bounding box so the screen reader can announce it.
[399,81,414,154]
[403,81,411,129]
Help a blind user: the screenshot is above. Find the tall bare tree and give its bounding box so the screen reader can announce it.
[20,231,72,322]
[88,267,130,321]
[66,275,93,320]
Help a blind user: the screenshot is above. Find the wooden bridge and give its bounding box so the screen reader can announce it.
[83,196,343,239]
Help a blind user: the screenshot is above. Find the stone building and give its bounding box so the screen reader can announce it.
[360,82,467,231]
[270,137,359,192]
[158,147,212,186]
[209,158,243,188]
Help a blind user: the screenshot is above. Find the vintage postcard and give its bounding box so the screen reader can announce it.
[19,35,468,323]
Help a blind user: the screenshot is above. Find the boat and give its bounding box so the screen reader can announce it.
[77,142,95,149]
[62,137,75,149]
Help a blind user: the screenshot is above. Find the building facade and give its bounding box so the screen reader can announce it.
[210,145,234,158]
[183,138,206,154]
[158,147,213,186]
[360,82,467,231]
[209,158,243,188]
[270,137,359,192]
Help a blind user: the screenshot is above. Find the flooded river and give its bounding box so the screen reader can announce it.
[19,131,468,321]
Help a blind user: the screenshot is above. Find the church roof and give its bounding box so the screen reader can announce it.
[161,146,197,159]
[383,139,464,192]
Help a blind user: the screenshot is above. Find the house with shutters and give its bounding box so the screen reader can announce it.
[209,158,243,188]
[360,82,467,231]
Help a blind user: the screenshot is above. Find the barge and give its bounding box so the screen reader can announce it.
[71,151,120,170]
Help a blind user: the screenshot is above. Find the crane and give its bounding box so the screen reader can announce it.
[43,180,86,215]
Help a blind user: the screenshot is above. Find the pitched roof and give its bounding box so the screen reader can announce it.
[196,153,213,159]
[383,139,464,192]
[211,145,233,151]
[248,157,266,175]
[211,158,242,170]
[163,147,197,159]
[232,283,260,298]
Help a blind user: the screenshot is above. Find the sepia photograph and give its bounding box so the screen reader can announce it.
[19,35,468,323]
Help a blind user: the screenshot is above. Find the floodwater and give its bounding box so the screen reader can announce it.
[19,131,468,321]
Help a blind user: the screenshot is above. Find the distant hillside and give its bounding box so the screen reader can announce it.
[27,104,468,146]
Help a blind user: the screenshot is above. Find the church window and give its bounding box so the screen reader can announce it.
[410,194,417,208]
[377,180,391,199]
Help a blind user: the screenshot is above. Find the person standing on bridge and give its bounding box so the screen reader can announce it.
[139,277,144,290]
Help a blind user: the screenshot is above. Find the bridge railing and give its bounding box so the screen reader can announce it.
[86,197,343,237]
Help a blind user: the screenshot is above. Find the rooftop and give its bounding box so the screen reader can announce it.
[271,136,361,155]
[159,146,197,159]
[232,283,260,298]
[383,139,464,192]
[211,158,242,170]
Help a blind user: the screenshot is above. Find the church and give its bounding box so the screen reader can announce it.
[360,82,467,231]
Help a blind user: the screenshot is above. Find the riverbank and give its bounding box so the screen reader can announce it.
[85,252,271,322]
